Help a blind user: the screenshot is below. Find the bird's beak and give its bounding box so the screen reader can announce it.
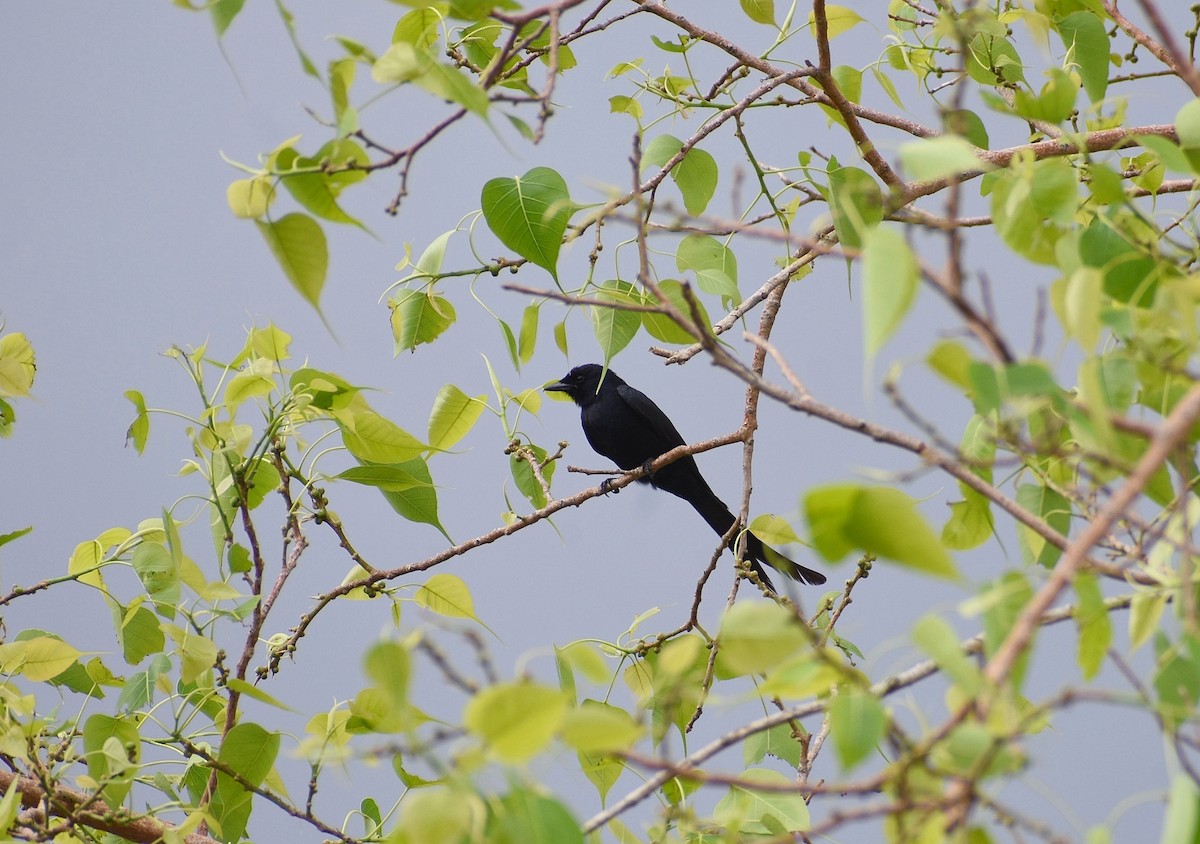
[544,379,570,394]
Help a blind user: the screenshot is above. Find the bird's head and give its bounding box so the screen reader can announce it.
[544,363,620,406]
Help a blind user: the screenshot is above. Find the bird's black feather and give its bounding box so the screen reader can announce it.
[546,363,826,589]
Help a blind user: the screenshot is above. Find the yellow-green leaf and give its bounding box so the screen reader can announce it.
[863,225,918,359]
[162,623,218,684]
[18,637,81,682]
[830,686,887,769]
[717,601,809,677]
[561,700,642,753]
[464,681,567,761]
[415,573,476,620]
[713,768,810,834]
[256,213,328,312]
[428,384,486,451]
[806,484,958,578]
[808,4,863,39]
[226,177,275,219]
[0,333,36,398]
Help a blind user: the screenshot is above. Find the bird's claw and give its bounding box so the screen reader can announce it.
[600,477,619,495]
[640,458,656,481]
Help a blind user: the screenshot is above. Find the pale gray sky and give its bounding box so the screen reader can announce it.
[1,3,1177,840]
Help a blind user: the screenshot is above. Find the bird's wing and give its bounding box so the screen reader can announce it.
[615,383,687,451]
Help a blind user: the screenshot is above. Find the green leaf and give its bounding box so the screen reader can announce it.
[828,164,883,251]
[1079,218,1157,305]
[481,167,572,282]
[712,768,810,834]
[945,108,989,148]
[415,573,478,620]
[256,213,327,313]
[805,484,959,578]
[912,614,982,695]
[394,788,485,843]
[372,41,488,115]
[1064,267,1103,350]
[83,714,139,805]
[0,525,32,551]
[488,789,583,844]
[561,700,642,754]
[335,464,432,492]
[807,4,863,39]
[740,0,775,26]
[1012,67,1078,125]
[1073,571,1110,680]
[209,0,245,36]
[464,681,567,762]
[403,229,456,280]
[676,235,739,307]
[899,135,982,181]
[518,303,539,365]
[428,384,486,450]
[591,280,642,364]
[211,723,280,842]
[642,135,718,215]
[0,780,17,833]
[830,686,887,769]
[226,176,275,219]
[390,288,456,352]
[640,280,709,345]
[0,332,36,397]
[933,723,1022,778]
[716,601,809,677]
[510,442,555,508]
[673,146,718,215]
[1136,134,1194,174]
[162,623,218,684]
[1058,11,1109,103]
[927,339,972,389]
[1162,775,1200,844]
[290,367,361,411]
[365,640,411,711]
[1178,99,1200,150]
[225,678,295,711]
[1015,484,1070,568]
[118,605,166,665]
[274,145,368,229]
[979,571,1034,691]
[4,636,81,682]
[608,95,643,120]
[338,409,429,463]
[224,358,277,409]
[863,225,918,359]
[1155,632,1200,730]
[241,323,292,363]
[578,750,624,803]
[132,541,181,616]
[392,7,442,47]
[965,31,1026,86]
[273,0,319,78]
[986,166,1061,265]
[0,396,14,437]
[743,723,803,768]
[373,457,451,541]
[1129,590,1167,653]
[748,513,801,547]
[1028,159,1078,225]
[1086,161,1125,205]
[116,653,170,713]
[942,494,993,550]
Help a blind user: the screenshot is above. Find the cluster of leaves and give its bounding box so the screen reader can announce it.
[7,0,1200,841]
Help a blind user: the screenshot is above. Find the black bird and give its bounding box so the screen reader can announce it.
[545,363,825,589]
